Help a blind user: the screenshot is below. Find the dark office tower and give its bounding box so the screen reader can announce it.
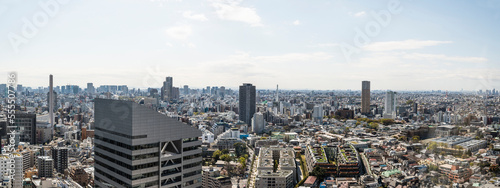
[361,81,371,115]
[211,86,218,96]
[219,86,225,98]
[94,99,202,188]
[17,84,23,93]
[239,83,256,125]
[51,147,68,174]
[87,83,95,94]
[10,113,36,145]
[173,87,180,100]
[162,76,173,101]
[183,85,189,95]
[413,103,418,114]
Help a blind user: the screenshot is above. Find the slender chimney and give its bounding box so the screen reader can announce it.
[49,75,54,129]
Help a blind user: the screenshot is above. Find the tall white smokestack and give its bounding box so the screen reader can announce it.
[49,75,54,129]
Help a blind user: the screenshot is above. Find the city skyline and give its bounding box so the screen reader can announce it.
[4,77,499,92]
[2,1,500,187]
[2,0,500,90]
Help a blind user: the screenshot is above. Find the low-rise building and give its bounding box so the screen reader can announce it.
[439,164,472,183]
[202,166,231,188]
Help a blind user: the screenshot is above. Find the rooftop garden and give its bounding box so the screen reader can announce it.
[339,145,359,163]
[310,146,328,163]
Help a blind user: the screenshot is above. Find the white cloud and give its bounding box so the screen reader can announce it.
[253,52,333,63]
[401,53,488,63]
[182,11,208,21]
[183,42,196,48]
[210,0,263,27]
[363,40,453,52]
[165,25,192,40]
[354,11,366,17]
[293,20,300,25]
[165,42,173,47]
[308,43,339,48]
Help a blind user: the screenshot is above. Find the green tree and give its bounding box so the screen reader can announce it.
[213,150,222,161]
[369,122,379,129]
[221,149,229,154]
[311,166,326,181]
[427,142,437,152]
[412,136,420,143]
[399,136,407,141]
[380,119,395,125]
[220,154,232,162]
[273,160,279,172]
[406,100,414,105]
[428,164,439,171]
[234,142,248,157]
[239,157,247,171]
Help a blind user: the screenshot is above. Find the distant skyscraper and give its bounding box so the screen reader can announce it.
[173,87,180,100]
[251,112,265,134]
[239,83,256,125]
[361,81,371,114]
[219,86,225,98]
[94,99,202,188]
[17,84,23,93]
[313,105,323,123]
[162,76,173,101]
[211,86,218,96]
[118,85,128,94]
[87,83,95,94]
[384,91,397,118]
[0,84,6,98]
[183,85,189,95]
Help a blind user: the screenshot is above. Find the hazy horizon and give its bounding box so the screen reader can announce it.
[2,0,499,91]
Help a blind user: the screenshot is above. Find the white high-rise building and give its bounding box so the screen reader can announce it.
[384,91,397,119]
[252,112,265,134]
[313,105,323,123]
[0,153,23,187]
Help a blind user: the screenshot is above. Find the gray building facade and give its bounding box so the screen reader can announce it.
[361,81,371,115]
[94,98,202,188]
[239,83,256,126]
[11,113,37,145]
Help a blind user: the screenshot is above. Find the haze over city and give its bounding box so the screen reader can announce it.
[2,0,500,90]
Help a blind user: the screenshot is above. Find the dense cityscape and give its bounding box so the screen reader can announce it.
[2,0,500,188]
[0,75,499,188]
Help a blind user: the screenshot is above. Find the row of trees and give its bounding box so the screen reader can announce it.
[356,118,397,125]
[426,141,471,158]
[427,142,465,151]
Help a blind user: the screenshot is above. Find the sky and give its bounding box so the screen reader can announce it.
[1,0,500,91]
